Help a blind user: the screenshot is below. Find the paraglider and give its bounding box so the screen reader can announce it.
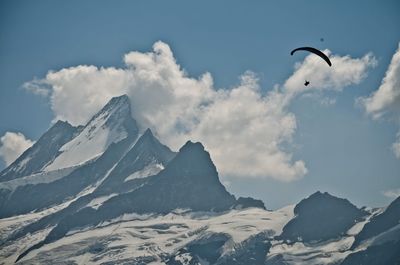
[290,47,332,67]
[290,46,332,86]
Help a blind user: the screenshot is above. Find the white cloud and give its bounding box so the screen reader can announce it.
[359,43,400,159]
[0,132,34,166]
[382,188,400,199]
[284,50,376,97]
[360,43,400,119]
[300,93,337,107]
[24,41,374,181]
[393,132,400,159]
[23,78,51,97]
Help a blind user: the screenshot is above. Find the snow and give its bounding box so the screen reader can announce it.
[174,253,193,264]
[0,185,100,242]
[268,237,354,265]
[44,101,130,171]
[347,207,383,236]
[0,198,87,264]
[14,156,31,172]
[266,208,382,265]
[124,162,164,182]
[0,166,78,191]
[0,226,54,265]
[8,206,294,264]
[1,202,386,265]
[87,194,118,210]
[203,205,294,244]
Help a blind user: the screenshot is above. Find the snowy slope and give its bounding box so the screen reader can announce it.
[0,121,80,182]
[1,196,398,265]
[6,204,394,265]
[124,162,164,182]
[0,166,79,192]
[3,206,294,265]
[1,94,399,265]
[45,95,138,171]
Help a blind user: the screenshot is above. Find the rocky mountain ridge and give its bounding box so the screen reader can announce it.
[0,95,398,265]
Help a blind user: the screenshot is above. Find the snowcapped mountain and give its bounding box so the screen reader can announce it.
[279,191,367,243]
[44,95,139,171]
[0,120,80,182]
[0,95,399,265]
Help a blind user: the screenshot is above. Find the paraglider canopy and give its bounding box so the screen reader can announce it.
[290,47,332,67]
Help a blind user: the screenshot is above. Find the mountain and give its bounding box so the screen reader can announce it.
[44,94,139,171]
[341,240,400,265]
[341,196,400,264]
[22,140,237,251]
[0,95,139,218]
[0,120,80,182]
[279,191,367,243]
[0,95,399,265]
[89,140,236,218]
[4,127,175,245]
[353,196,400,247]
[95,128,175,195]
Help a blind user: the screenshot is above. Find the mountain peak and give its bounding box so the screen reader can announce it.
[142,128,154,138]
[179,140,205,153]
[87,94,131,125]
[309,191,329,198]
[104,94,130,109]
[94,128,175,194]
[53,119,72,127]
[44,95,138,171]
[135,129,168,152]
[0,120,80,181]
[280,191,366,242]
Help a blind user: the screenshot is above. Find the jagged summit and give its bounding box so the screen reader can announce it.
[96,137,235,216]
[138,128,163,144]
[167,140,219,180]
[179,140,205,151]
[95,127,175,194]
[85,95,132,127]
[2,93,399,265]
[0,120,80,182]
[44,95,139,171]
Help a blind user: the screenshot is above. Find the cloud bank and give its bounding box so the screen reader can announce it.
[25,41,374,181]
[393,132,400,159]
[0,132,34,166]
[360,43,400,119]
[359,43,400,159]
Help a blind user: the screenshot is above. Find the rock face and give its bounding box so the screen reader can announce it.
[279,191,367,242]
[236,197,266,210]
[96,140,236,216]
[341,240,400,265]
[1,95,265,262]
[43,94,139,171]
[1,94,399,264]
[0,95,139,218]
[0,120,80,182]
[353,196,400,247]
[38,141,237,247]
[95,128,175,195]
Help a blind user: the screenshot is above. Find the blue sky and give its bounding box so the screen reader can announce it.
[1,0,399,209]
